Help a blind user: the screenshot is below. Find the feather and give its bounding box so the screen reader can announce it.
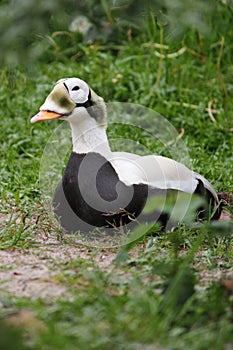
[109,153,198,193]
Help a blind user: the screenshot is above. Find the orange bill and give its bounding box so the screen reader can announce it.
[30,110,63,123]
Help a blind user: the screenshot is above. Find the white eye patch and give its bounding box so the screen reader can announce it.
[63,78,90,104]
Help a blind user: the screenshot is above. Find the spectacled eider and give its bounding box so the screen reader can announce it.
[31,78,221,234]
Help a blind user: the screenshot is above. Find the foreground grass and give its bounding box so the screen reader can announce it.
[0,225,232,350]
[0,2,233,349]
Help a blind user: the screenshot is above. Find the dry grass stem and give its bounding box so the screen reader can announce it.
[165,128,184,146]
[207,100,217,123]
[164,100,221,114]
[154,47,187,59]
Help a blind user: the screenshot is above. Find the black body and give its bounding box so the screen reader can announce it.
[53,152,220,234]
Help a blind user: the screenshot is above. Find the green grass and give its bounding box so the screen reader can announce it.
[0,1,233,349]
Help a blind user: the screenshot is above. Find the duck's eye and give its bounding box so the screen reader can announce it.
[72,86,80,91]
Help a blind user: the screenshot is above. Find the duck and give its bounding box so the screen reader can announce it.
[31,77,221,234]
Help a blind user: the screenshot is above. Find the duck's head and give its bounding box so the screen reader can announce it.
[31,78,107,127]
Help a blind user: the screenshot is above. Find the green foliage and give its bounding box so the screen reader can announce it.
[1,0,233,66]
[0,319,29,350]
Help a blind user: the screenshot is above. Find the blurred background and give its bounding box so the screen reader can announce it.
[1,0,232,67]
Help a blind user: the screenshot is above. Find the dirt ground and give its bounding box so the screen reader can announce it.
[0,233,118,300]
[0,210,232,301]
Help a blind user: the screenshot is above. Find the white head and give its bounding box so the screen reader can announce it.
[31,77,107,128]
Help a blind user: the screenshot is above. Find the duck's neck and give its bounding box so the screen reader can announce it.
[69,114,111,156]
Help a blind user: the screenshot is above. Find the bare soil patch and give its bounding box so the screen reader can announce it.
[0,228,117,300]
[0,210,232,300]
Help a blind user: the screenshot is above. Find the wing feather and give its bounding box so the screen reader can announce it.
[110,152,199,193]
